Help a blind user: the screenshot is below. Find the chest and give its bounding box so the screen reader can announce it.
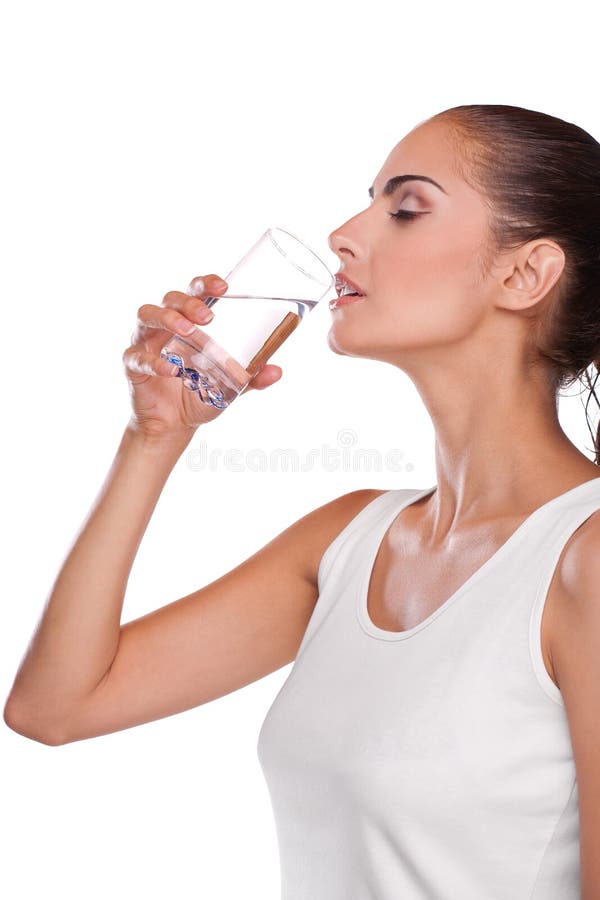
[366,518,564,689]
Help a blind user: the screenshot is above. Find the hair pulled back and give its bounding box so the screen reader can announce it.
[430,104,600,463]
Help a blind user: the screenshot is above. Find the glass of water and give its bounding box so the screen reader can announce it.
[160,227,335,410]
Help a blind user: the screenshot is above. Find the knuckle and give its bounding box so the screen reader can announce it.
[168,308,184,325]
[162,290,180,305]
[122,347,137,369]
[185,296,207,315]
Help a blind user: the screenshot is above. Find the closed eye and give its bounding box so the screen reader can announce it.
[388,210,431,222]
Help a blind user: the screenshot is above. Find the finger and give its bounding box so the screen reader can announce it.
[135,303,213,337]
[178,292,220,325]
[187,274,228,297]
[245,365,283,391]
[156,277,226,329]
[160,276,228,313]
[123,346,180,378]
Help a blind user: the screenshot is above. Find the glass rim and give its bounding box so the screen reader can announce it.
[267,226,335,290]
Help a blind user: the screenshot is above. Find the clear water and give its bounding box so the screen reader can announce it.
[160,294,318,410]
[204,294,318,313]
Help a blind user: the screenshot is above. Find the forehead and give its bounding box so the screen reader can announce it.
[371,120,459,194]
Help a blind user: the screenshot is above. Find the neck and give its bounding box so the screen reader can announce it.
[407,356,599,533]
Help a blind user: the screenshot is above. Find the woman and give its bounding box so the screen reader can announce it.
[5,104,600,899]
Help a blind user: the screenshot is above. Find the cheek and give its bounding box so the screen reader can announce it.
[376,228,485,333]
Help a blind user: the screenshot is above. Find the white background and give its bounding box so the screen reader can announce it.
[1,1,598,897]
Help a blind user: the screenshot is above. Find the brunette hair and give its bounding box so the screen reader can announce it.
[428,104,600,464]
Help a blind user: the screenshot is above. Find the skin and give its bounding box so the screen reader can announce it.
[325,115,600,539]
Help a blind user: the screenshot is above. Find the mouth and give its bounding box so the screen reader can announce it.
[332,273,367,310]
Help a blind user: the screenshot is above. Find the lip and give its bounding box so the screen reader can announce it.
[334,272,366,298]
[329,293,367,310]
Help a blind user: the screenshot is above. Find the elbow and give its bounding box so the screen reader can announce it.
[3,698,67,747]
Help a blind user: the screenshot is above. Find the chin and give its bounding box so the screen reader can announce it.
[326,328,371,359]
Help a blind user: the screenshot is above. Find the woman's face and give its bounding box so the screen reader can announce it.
[326,118,496,368]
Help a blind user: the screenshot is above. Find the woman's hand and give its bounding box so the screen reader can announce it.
[123,274,283,440]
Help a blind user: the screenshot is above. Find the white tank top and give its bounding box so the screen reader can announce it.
[257,478,600,899]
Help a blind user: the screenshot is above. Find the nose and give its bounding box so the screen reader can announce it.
[327,222,362,260]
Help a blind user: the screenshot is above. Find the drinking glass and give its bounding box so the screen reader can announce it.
[160,227,335,410]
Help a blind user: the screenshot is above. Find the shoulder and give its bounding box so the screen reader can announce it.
[549,507,600,892]
[553,505,600,605]
[550,506,600,677]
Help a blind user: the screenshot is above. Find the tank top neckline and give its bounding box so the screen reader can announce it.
[356,475,600,642]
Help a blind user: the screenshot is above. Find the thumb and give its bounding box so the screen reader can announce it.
[246,364,283,391]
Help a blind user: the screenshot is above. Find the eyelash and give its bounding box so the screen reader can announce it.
[388,209,421,222]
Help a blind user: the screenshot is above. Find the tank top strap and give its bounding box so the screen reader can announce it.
[317,487,433,594]
[291,488,433,663]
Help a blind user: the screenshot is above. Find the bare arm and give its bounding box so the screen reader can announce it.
[3,420,193,742]
[4,412,384,746]
[548,511,600,900]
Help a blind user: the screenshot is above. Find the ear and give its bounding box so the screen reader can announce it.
[500,240,566,312]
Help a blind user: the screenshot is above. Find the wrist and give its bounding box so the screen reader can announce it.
[123,419,197,456]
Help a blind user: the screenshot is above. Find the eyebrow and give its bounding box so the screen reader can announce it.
[368,174,448,200]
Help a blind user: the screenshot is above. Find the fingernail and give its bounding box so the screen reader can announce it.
[188,277,205,297]
[214,278,228,290]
